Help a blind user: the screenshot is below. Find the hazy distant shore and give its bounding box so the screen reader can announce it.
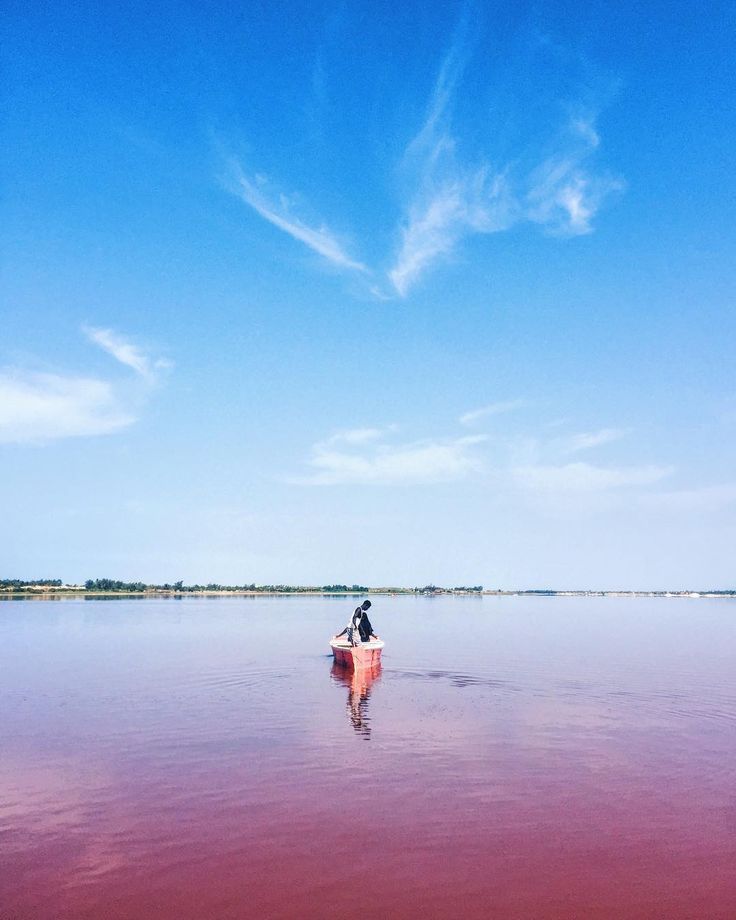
[2,585,734,599]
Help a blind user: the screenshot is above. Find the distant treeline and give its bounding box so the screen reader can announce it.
[79,580,483,594]
[4,580,732,595]
[85,579,149,592]
[82,579,372,593]
[2,578,484,595]
[415,585,483,593]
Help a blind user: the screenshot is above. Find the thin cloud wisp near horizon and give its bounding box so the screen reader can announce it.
[0,371,135,444]
[289,414,709,512]
[459,399,527,426]
[292,429,487,485]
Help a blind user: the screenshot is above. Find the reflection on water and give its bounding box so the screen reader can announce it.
[1,595,735,920]
[330,662,382,738]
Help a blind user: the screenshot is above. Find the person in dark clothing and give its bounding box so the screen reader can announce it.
[334,599,378,646]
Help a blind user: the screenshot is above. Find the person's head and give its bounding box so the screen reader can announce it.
[361,599,372,611]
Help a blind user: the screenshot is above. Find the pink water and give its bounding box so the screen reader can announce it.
[1,596,734,918]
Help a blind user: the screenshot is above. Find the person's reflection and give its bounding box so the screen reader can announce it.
[330,662,382,739]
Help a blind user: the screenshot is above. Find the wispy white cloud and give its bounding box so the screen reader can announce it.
[293,430,486,485]
[83,326,171,381]
[220,22,621,297]
[0,372,135,444]
[512,462,673,493]
[505,423,669,496]
[229,162,366,272]
[459,399,526,427]
[326,426,396,445]
[402,14,470,162]
[389,165,515,296]
[386,27,622,295]
[526,155,623,236]
[570,116,600,149]
[556,427,628,453]
[0,327,170,445]
[291,410,682,504]
[389,33,515,297]
[389,113,619,294]
[640,483,736,512]
[292,402,671,494]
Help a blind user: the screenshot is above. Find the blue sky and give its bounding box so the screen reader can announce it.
[2,0,734,588]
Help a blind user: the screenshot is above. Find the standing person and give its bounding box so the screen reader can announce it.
[334,600,378,646]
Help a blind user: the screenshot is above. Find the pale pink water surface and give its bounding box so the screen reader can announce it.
[1,595,735,919]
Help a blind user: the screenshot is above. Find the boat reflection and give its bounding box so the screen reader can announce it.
[330,662,382,739]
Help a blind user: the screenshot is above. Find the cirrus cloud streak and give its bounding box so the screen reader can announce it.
[224,19,623,298]
[229,163,366,273]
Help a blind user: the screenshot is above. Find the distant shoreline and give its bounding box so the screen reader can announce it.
[1,588,734,599]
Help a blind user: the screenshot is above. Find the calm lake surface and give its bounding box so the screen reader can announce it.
[1,596,734,919]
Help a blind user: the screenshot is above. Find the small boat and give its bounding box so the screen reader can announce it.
[329,637,384,669]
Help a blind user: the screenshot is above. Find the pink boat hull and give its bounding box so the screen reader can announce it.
[330,638,384,670]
